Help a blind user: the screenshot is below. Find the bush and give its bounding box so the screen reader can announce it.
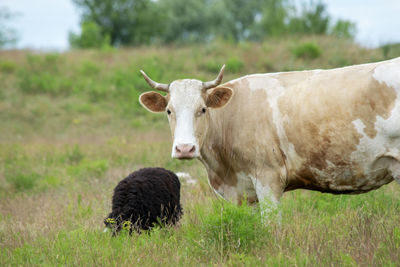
[381,43,400,59]
[292,42,322,59]
[6,172,40,192]
[69,21,111,49]
[0,60,16,73]
[226,57,244,73]
[200,60,222,73]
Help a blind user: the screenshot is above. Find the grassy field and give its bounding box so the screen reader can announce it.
[1,36,400,266]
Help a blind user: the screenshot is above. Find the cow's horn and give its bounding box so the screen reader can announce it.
[203,64,225,90]
[140,70,169,92]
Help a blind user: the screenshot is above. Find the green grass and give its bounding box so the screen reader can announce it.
[1,37,400,266]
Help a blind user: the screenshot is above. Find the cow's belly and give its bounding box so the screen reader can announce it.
[312,164,393,193]
[290,156,395,194]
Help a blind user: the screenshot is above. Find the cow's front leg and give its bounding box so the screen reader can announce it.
[250,171,283,224]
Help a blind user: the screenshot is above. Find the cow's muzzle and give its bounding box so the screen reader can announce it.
[173,144,197,159]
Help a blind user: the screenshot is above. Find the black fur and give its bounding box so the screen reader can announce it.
[104,167,182,234]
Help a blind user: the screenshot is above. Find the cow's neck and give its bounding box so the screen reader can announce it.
[200,78,290,191]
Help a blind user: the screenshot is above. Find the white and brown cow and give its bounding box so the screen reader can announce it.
[139,57,400,216]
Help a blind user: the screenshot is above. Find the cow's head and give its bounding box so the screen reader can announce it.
[139,65,233,159]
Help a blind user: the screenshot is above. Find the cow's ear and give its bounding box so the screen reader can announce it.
[206,86,234,108]
[139,92,168,113]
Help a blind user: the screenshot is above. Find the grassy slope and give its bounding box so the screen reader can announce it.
[0,37,399,266]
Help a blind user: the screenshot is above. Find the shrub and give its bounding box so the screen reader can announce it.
[6,172,40,192]
[381,43,400,59]
[292,42,322,59]
[226,57,244,73]
[200,60,222,73]
[0,60,16,73]
[69,21,111,49]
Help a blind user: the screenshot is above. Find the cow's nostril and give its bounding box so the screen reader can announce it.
[174,144,197,158]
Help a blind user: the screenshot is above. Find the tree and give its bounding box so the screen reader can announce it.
[220,0,264,41]
[158,0,213,43]
[71,0,357,46]
[288,1,330,35]
[331,19,356,39]
[256,0,289,39]
[0,7,18,48]
[72,0,162,46]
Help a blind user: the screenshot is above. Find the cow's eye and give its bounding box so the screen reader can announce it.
[167,109,171,115]
[201,107,207,113]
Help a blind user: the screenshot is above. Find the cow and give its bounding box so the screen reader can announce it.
[138,57,400,218]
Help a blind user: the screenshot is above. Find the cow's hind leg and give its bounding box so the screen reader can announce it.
[387,158,400,184]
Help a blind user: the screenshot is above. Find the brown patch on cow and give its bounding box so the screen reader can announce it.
[276,64,397,187]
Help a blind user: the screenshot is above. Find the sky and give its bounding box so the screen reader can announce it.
[1,0,400,50]
[325,0,400,47]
